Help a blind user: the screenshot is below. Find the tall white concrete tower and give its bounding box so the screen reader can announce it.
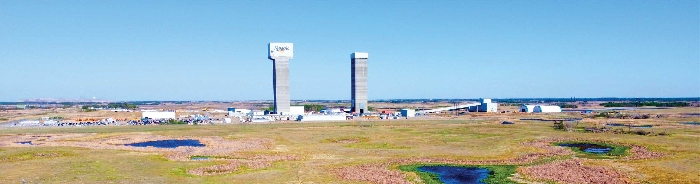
[269,43,293,114]
[351,52,368,114]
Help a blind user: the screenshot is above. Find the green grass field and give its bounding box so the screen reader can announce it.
[1,119,699,183]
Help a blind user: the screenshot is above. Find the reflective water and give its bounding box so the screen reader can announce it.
[606,124,653,128]
[191,156,211,161]
[558,143,612,153]
[417,166,490,184]
[15,141,32,145]
[606,123,626,126]
[682,122,700,125]
[124,139,205,148]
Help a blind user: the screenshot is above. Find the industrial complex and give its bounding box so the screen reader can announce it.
[1,42,591,126]
[1,42,695,184]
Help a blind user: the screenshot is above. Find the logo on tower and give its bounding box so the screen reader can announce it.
[268,43,294,59]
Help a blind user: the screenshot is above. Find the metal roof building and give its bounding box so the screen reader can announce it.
[533,105,562,113]
[520,105,537,113]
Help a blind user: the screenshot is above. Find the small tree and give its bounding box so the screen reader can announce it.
[262,105,274,112]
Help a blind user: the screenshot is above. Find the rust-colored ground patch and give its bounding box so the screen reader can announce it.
[520,159,633,184]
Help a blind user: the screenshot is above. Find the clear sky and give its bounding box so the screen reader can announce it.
[1,1,698,101]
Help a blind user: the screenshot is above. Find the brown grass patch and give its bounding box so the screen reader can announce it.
[332,164,411,184]
[187,154,300,176]
[520,159,633,184]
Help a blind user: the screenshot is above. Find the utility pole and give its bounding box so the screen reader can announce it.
[453,101,460,116]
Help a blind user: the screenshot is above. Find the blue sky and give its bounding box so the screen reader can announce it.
[1,1,698,101]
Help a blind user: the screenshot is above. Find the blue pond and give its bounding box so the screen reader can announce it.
[681,113,700,117]
[191,157,210,161]
[682,122,700,125]
[15,141,33,145]
[417,166,490,184]
[606,123,626,126]
[559,143,612,154]
[606,124,653,128]
[124,139,205,148]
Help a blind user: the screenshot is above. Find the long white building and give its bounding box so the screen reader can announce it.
[520,105,537,113]
[520,105,562,113]
[142,111,176,119]
[534,105,562,113]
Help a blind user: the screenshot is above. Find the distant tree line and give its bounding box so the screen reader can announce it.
[107,103,139,109]
[80,103,138,111]
[557,103,578,108]
[262,105,274,112]
[304,104,326,112]
[81,105,98,112]
[600,102,690,107]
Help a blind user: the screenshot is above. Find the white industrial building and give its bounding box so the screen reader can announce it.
[142,111,176,119]
[533,105,562,113]
[419,98,497,113]
[520,105,562,113]
[520,105,537,113]
[297,115,347,122]
[289,106,305,115]
[320,108,344,114]
[401,109,416,117]
[228,108,253,117]
[251,110,265,116]
[478,98,498,112]
[251,116,273,123]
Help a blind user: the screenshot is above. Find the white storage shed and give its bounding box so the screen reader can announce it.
[534,105,562,113]
[520,105,537,113]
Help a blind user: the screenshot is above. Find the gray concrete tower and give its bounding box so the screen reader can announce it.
[269,43,293,114]
[351,52,368,114]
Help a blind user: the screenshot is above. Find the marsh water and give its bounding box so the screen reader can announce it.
[190,156,211,161]
[417,166,490,184]
[124,139,205,148]
[606,124,653,128]
[558,143,612,153]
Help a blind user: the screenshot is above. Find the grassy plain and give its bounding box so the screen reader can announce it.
[0,116,699,183]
